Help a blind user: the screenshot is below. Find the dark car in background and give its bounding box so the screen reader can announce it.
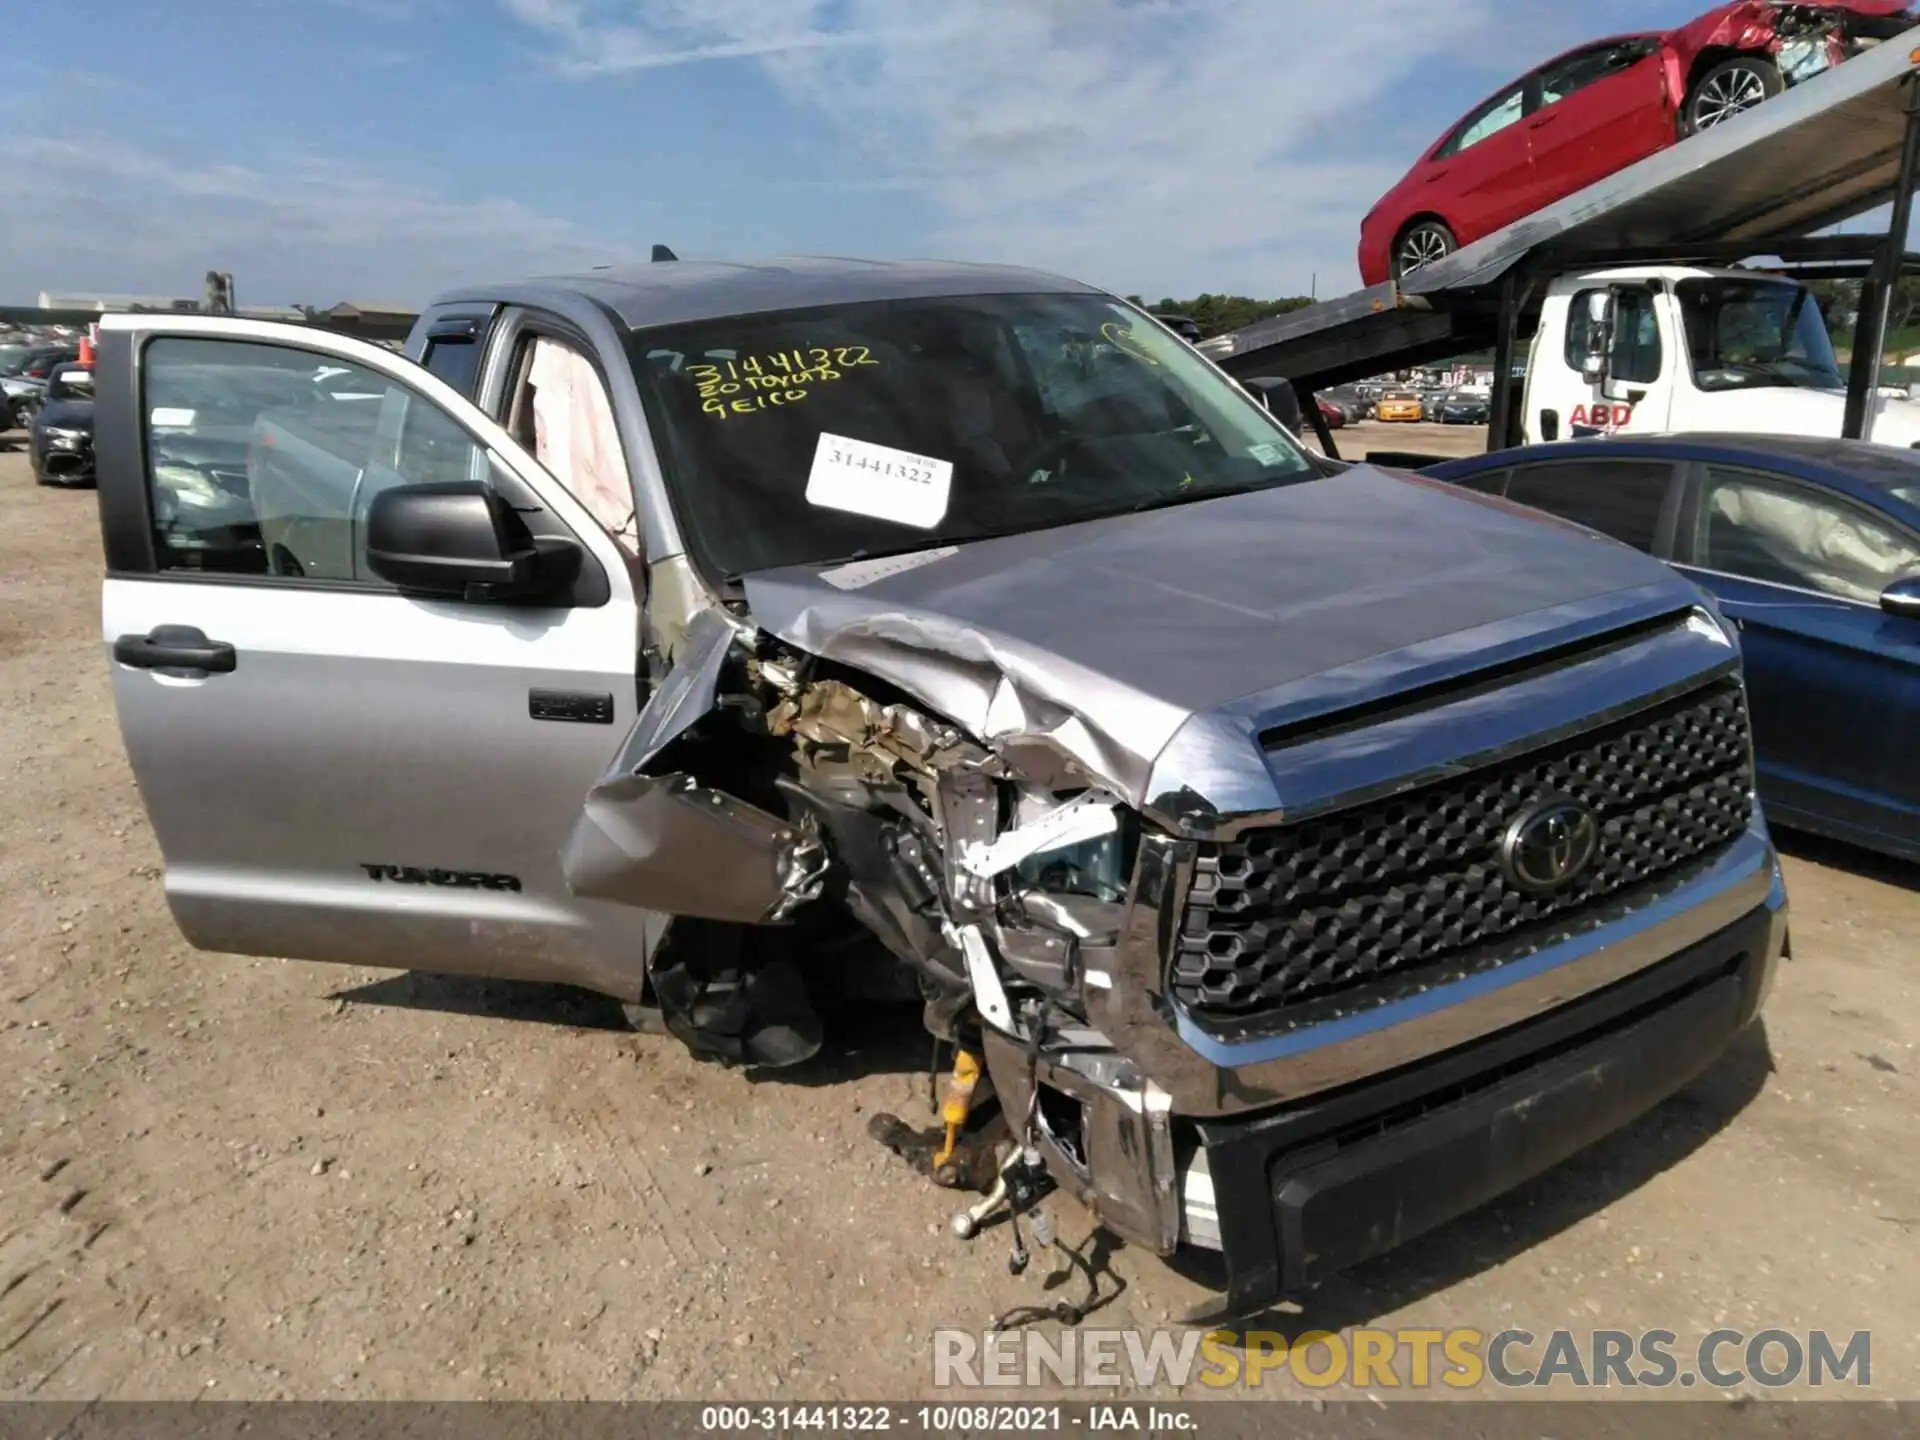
[30,362,96,487]
[4,344,81,427]
[1322,384,1371,421]
[1152,312,1204,344]
[1441,392,1493,425]
[1424,434,1920,862]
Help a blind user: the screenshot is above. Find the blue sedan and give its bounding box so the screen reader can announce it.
[1423,435,1920,864]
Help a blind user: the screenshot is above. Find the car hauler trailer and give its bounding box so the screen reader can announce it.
[1204,24,1920,457]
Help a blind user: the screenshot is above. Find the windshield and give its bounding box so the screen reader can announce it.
[45,368,94,404]
[1678,279,1844,393]
[0,345,28,376]
[627,291,1319,577]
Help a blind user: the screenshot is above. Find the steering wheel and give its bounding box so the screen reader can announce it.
[1003,429,1087,485]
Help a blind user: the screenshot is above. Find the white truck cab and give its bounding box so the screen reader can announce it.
[1525,264,1920,448]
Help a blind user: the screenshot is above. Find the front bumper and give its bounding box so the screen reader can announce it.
[34,436,95,484]
[990,822,1785,1310]
[1178,889,1782,1321]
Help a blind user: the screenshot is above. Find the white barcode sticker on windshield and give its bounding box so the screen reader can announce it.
[805,433,953,530]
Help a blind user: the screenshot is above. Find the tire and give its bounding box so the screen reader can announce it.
[1681,56,1783,138]
[1391,219,1457,283]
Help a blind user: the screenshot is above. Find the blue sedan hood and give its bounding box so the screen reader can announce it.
[33,399,94,431]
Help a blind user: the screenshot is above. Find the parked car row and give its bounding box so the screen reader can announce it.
[0,341,80,431]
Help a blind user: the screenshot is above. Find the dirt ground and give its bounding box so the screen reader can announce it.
[0,444,1915,1404]
[1324,419,1490,462]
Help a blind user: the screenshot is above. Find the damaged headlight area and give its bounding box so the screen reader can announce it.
[559,607,1141,1038]
[556,608,1172,1264]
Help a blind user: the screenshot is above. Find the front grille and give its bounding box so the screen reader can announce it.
[1171,680,1753,1023]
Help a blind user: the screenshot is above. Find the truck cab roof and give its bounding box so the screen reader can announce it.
[1547,264,1796,287]
[430,256,1099,333]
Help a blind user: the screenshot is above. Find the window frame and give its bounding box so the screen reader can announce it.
[418,319,486,401]
[112,327,610,606]
[1564,284,1664,386]
[1532,37,1657,112]
[1675,461,1920,607]
[1497,456,1686,557]
[1532,41,1621,111]
[493,308,644,560]
[1436,80,1532,159]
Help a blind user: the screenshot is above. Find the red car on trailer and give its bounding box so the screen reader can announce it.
[1359,0,1916,285]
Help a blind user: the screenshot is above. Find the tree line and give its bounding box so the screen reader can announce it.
[1125,293,1316,339]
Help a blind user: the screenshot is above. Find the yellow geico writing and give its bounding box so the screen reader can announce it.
[1100,322,1161,367]
[692,345,880,419]
[1196,1329,1484,1389]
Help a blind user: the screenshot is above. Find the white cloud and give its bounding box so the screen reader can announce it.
[500,0,873,73]
[0,136,629,307]
[502,0,1556,297]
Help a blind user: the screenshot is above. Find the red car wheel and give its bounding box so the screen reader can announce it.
[1392,220,1457,283]
[1680,56,1783,137]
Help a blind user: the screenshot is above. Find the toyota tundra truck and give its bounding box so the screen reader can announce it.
[94,256,1788,1320]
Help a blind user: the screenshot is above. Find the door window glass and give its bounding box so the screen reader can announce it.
[1537,45,1620,105]
[1450,466,1510,497]
[45,365,94,403]
[1565,290,1606,373]
[1698,468,1920,603]
[142,336,491,581]
[1442,85,1527,156]
[1609,288,1662,385]
[1505,460,1674,552]
[1565,288,1663,383]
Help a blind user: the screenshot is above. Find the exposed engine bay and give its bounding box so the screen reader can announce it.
[1720,2,1916,84]
[559,601,1170,1290]
[1774,3,1898,79]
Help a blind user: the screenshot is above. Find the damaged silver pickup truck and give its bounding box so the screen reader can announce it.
[94,257,1787,1320]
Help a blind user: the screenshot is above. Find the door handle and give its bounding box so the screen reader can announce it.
[113,625,237,676]
[1529,114,1558,128]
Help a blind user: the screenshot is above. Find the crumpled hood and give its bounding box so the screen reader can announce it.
[742,467,1697,809]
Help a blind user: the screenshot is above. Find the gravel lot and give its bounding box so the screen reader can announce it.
[1326,419,1490,462]
[0,443,1915,1403]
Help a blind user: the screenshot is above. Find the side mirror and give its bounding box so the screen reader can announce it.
[1582,292,1614,385]
[1247,377,1304,433]
[366,481,581,602]
[1882,575,1920,619]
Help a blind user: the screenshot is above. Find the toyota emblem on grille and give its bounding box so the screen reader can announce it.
[1500,799,1600,894]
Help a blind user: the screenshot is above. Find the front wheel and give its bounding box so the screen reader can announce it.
[1392,220,1457,284]
[1681,56,1783,137]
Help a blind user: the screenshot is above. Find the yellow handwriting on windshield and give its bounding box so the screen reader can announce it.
[1100,322,1161,367]
[690,346,881,419]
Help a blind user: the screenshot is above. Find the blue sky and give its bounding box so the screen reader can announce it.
[0,1,1806,307]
